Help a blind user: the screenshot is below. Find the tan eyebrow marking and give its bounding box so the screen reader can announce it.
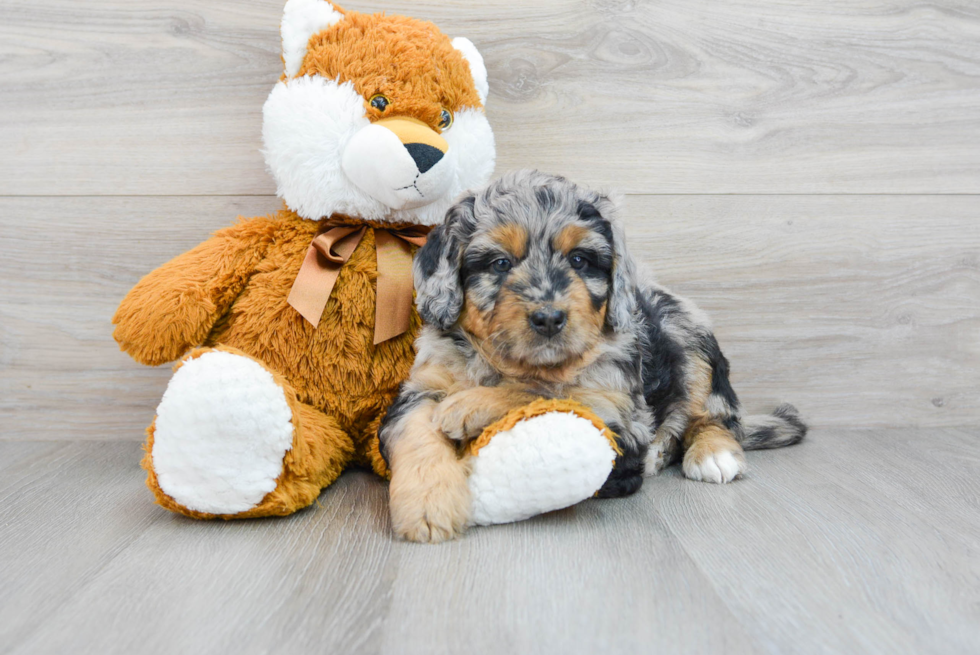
[553,224,590,255]
[488,223,528,259]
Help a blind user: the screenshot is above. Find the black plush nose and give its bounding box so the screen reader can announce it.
[404,143,444,174]
[529,307,567,337]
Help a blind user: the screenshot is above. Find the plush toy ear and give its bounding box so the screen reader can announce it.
[413,195,475,330]
[451,37,489,105]
[281,0,345,78]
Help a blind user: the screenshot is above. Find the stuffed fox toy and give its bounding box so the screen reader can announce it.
[113,0,617,533]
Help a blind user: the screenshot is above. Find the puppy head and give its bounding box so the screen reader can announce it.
[415,170,638,369]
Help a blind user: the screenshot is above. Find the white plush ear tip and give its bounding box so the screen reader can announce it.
[452,37,489,105]
[281,0,344,78]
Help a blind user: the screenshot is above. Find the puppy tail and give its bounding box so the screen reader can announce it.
[738,404,808,451]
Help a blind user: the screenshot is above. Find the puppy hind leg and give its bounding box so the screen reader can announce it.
[682,421,747,484]
[679,355,746,484]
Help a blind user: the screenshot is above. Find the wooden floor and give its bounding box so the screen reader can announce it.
[3,1,980,653]
[1,429,978,655]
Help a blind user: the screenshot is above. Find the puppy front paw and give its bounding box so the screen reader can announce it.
[433,392,487,441]
[389,456,472,543]
[683,444,747,484]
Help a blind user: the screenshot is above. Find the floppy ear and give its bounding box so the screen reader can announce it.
[592,195,638,333]
[414,196,474,330]
[281,0,345,78]
[451,37,489,105]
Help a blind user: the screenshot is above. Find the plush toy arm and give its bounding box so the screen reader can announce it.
[112,218,273,366]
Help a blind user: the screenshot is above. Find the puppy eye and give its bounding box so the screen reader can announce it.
[369,94,390,112]
[439,108,454,130]
[569,254,588,270]
[491,258,512,274]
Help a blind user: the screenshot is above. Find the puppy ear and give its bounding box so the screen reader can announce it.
[451,37,489,105]
[414,196,474,330]
[281,0,345,78]
[593,195,638,333]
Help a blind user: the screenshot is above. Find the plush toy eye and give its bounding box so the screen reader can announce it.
[439,108,454,130]
[491,258,512,274]
[369,94,390,112]
[569,253,588,270]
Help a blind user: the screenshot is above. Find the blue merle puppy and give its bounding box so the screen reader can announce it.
[380,170,806,542]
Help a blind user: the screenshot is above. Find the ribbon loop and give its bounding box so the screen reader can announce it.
[310,225,365,264]
[287,221,430,344]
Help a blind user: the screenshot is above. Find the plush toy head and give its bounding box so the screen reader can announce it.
[262,0,495,225]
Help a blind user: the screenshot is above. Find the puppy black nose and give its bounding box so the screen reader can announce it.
[404,143,444,174]
[529,308,567,337]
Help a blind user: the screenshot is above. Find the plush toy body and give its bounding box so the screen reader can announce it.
[113,0,614,522]
[121,213,418,517]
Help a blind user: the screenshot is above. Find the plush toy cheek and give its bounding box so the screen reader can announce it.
[342,124,455,210]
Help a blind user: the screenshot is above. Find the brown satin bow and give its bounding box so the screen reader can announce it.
[287,220,430,344]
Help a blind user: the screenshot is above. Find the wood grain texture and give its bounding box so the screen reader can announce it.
[2,0,980,195]
[1,194,977,440]
[652,432,980,654]
[1,432,978,655]
[2,1,978,653]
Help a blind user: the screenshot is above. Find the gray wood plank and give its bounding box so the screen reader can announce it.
[0,441,66,475]
[7,469,396,655]
[0,195,283,440]
[2,0,980,195]
[2,194,977,440]
[0,441,162,652]
[377,497,758,655]
[2,433,978,654]
[649,428,980,655]
[624,193,980,429]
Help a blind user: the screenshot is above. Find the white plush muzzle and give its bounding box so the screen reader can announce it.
[341,123,454,211]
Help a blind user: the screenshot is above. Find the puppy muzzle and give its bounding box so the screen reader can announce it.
[342,116,454,210]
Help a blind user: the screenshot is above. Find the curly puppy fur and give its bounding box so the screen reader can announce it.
[380,170,806,541]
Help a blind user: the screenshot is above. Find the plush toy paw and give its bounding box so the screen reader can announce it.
[466,399,619,526]
[682,442,747,484]
[149,349,295,515]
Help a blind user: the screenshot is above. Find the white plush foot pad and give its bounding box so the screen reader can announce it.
[468,411,616,526]
[153,351,294,514]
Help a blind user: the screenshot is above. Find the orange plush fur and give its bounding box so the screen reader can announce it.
[298,12,481,126]
[116,213,416,517]
[113,4,487,519]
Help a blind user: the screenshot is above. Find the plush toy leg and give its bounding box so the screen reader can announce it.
[466,399,620,526]
[143,346,354,519]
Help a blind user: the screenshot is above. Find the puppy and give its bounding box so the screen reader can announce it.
[379,170,806,542]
